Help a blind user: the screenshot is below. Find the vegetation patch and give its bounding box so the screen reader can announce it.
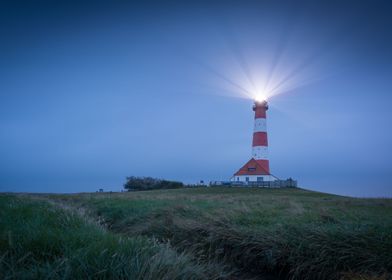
[124,176,183,191]
[45,188,392,280]
[0,195,230,279]
[3,188,392,279]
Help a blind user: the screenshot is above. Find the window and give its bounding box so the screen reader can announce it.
[245,177,249,182]
[257,177,263,182]
[237,177,239,181]
[247,167,256,172]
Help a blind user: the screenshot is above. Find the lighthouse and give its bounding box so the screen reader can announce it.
[232,99,277,184]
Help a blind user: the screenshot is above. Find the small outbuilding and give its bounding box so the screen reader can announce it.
[231,158,277,183]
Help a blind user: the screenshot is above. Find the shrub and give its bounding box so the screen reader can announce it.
[124,176,183,191]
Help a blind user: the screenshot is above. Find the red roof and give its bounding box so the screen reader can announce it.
[234,158,270,176]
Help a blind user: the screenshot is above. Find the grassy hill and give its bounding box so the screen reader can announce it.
[1,188,391,279]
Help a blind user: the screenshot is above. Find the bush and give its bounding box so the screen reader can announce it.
[124,176,184,191]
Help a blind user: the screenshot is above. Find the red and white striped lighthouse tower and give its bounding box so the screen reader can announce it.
[252,100,270,173]
[232,100,277,183]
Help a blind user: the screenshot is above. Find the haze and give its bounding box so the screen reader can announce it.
[1,0,391,197]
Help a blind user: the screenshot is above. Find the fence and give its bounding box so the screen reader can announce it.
[211,179,297,188]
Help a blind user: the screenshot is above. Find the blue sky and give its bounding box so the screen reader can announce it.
[1,0,391,196]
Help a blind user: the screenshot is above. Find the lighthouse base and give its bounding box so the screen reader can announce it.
[228,177,297,188]
[231,175,277,183]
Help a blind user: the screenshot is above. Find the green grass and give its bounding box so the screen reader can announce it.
[0,195,228,280]
[2,188,392,279]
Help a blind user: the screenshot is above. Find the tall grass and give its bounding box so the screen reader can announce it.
[49,188,392,279]
[0,195,228,280]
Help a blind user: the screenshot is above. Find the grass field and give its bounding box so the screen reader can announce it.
[1,188,392,279]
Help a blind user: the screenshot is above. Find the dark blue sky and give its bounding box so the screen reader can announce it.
[1,0,391,196]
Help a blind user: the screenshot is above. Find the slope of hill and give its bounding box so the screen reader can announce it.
[1,188,391,279]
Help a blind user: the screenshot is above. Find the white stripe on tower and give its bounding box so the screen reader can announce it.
[252,100,270,174]
[253,118,267,132]
[252,146,268,160]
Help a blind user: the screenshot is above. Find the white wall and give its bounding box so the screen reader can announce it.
[231,175,277,182]
[252,146,269,160]
[254,118,267,132]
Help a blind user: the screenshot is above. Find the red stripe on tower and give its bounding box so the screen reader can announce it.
[254,107,267,118]
[252,132,268,146]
